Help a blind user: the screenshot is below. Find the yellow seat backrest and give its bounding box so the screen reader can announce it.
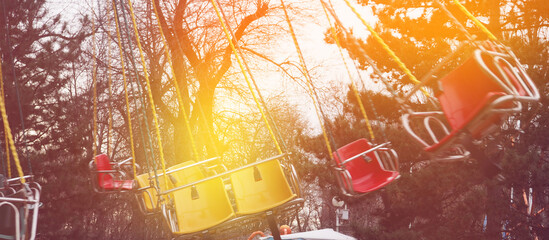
[167,161,204,186]
[230,159,295,215]
[135,170,173,212]
[169,161,235,234]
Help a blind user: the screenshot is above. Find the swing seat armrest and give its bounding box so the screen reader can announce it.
[135,189,158,215]
[285,163,302,198]
[115,157,133,166]
[332,166,345,172]
[6,187,16,196]
[113,159,140,171]
[402,111,467,153]
[402,94,519,154]
[477,49,540,101]
[97,170,128,183]
[154,157,220,179]
[401,111,449,150]
[136,185,154,191]
[375,147,400,172]
[331,166,356,197]
[95,170,119,174]
[6,175,33,184]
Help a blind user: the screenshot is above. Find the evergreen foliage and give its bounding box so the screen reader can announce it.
[0,0,547,239]
[298,0,549,238]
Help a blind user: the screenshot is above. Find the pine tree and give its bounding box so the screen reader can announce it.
[0,0,87,159]
[316,0,549,238]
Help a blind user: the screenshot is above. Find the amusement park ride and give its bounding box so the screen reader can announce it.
[0,0,540,239]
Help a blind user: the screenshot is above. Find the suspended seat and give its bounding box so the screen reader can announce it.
[135,156,225,215]
[228,156,303,240]
[332,139,399,197]
[162,161,235,235]
[0,177,41,240]
[156,154,302,239]
[230,159,298,215]
[402,46,539,156]
[89,154,138,193]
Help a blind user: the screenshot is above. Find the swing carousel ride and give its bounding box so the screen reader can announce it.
[0,0,541,239]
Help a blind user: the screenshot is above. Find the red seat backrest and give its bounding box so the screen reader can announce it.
[94,154,113,188]
[333,139,384,182]
[437,54,507,132]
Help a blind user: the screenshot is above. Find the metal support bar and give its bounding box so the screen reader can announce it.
[0,201,20,240]
[266,211,282,240]
[295,208,302,232]
[332,166,356,197]
[95,170,119,173]
[150,157,220,179]
[340,142,389,166]
[115,157,133,166]
[6,175,32,183]
[0,196,39,204]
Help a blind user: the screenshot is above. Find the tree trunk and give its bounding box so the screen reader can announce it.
[487,0,502,39]
[485,183,501,239]
[173,120,191,163]
[193,85,217,157]
[485,2,503,238]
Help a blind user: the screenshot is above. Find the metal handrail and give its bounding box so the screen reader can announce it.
[115,157,133,166]
[0,196,39,204]
[0,201,20,240]
[475,49,539,101]
[95,170,120,174]
[339,142,390,166]
[150,156,220,179]
[424,115,451,144]
[160,153,288,195]
[376,148,400,172]
[29,184,41,240]
[332,166,356,197]
[402,93,522,152]
[0,183,41,240]
[7,175,32,183]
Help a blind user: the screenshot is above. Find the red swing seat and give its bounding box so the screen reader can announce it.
[427,54,512,152]
[332,139,399,196]
[402,46,539,155]
[90,154,135,192]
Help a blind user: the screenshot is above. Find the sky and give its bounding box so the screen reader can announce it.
[246,0,383,132]
[45,0,382,134]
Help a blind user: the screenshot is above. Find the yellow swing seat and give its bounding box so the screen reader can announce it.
[230,159,296,215]
[167,161,235,235]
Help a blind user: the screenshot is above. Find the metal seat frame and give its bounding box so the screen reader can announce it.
[134,156,221,215]
[158,154,303,238]
[0,176,41,240]
[88,154,140,193]
[332,141,400,197]
[401,42,539,160]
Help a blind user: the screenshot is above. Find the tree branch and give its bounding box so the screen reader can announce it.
[155,0,200,68]
[211,1,269,84]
